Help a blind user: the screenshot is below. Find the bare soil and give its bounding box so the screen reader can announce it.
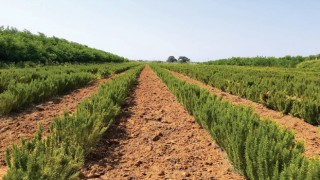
[0,168,5,179]
[169,70,320,158]
[0,74,120,178]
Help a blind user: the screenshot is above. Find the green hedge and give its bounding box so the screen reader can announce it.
[0,63,137,115]
[205,55,320,68]
[296,60,320,70]
[162,64,320,125]
[0,27,127,64]
[151,64,320,180]
[3,65,143,179]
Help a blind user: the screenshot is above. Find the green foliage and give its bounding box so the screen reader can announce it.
[0,63,138,115]
[3,65,143,179]
[205,55,320,68]
[296,60,320,70]
[166,56,177,63]
[0,27,127,64]
[161,64,320,125]
[151,64,320,180]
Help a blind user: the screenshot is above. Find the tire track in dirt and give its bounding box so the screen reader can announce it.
[168,69,320,158]
[0,73,122,171]
[80,66,244,180]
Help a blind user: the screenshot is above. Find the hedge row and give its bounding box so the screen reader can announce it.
[3,65,143,179]
[0,63,138,115]
[162,64,320,125]
[151,65,320,180]
[0,27,127,64]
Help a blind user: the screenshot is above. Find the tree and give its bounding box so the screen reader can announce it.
[167,56,177,62]
[178,56,190,63]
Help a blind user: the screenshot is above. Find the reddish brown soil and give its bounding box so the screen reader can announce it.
[80,66,244,180]
[169,70,320,158]
[0,168,5,179]
[0,74,121,177]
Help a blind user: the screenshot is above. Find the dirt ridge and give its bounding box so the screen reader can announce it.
[169,69,320,158]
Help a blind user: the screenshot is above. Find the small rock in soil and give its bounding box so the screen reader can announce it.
[35,105,45,111]
[158,170,165,176]
[152,132,163,141]
[0,127,9,133]
[135,160,143,166]
[146,146,153,151]
[182,171,191,177]
[142,115,152,120]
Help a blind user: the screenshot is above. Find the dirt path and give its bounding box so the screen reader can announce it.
[0,74,122,172]
[80,66,244,180]
[168,70,320,158]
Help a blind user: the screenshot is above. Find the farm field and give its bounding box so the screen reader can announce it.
[161,64,320,125]
[0,63,135,166]
[2,63,141,179]
[1,62,320,179]
[80,66,243,179]
[0,63,137,115]
[1,1,320,179]
[163,65,320,158]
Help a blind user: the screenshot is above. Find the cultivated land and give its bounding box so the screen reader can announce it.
[80,66,243,179]
[168,70,320,158]
[1,63,320,179]
[0,73,121,166]
[0,73,124,178]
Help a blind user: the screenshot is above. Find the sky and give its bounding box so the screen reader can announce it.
[0,0,319,62]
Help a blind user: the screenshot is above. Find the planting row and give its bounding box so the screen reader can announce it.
[151,65,320,180]
[0,63,138,115]
[161,64,320,125]
[3,65,143,179]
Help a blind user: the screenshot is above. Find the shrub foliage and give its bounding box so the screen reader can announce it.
[161,64,320,125]
[0,27,127,64]
[3,65,143,179]
[151,64,320,180]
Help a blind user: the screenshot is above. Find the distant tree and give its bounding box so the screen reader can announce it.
[167,56,177,62]
[178,56,190,63]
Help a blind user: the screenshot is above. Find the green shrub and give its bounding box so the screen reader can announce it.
[296,60,320,70]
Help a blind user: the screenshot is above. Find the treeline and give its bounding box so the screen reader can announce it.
[205,55,320,68]
[151,64,320,179]
[162,64,320,125]
[3,65,143,179]
[0,27,127,64]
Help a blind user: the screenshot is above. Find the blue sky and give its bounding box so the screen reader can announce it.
[1,0,319,62]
